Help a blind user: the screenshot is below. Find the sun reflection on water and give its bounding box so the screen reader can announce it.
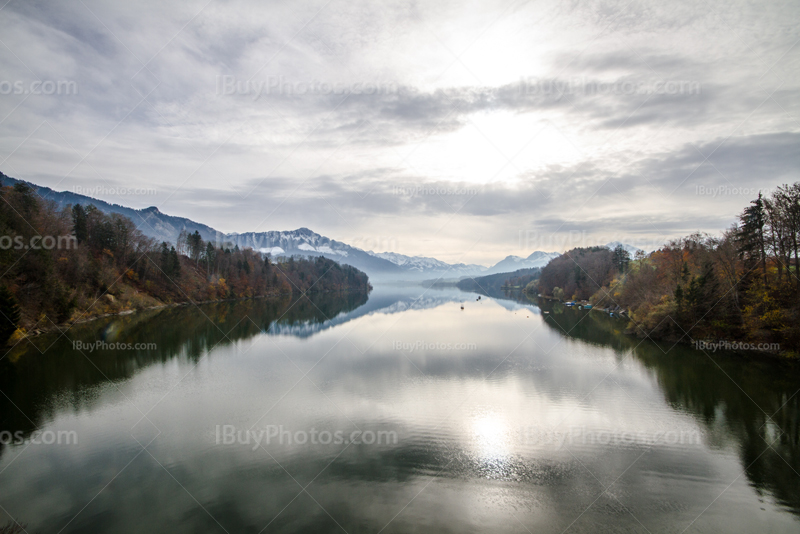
[470,414,515,478]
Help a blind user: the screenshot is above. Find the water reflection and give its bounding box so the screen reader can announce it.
[535,295,800,516]
[0,292,368,449]
[0,285,797,533]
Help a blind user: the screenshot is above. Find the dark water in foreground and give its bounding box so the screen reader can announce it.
[0,286,798,533]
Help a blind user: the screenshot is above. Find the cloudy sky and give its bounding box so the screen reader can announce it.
[0,0,798,264]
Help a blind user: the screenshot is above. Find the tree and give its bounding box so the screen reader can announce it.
[738,193,768,287]
[612,245,631,273]
[158,242,182,281]
[775,184,800,289]
[538,247,615,300]
[187,231,204,265]
[176,228,188,256]
[0,286,20,344]
[0,180,371,330]
[169,247,181,279]
[205,242,216,275]
[71,204,88,243]
[682,261,720,325]
[12,183,37,217]
[709,227,742,312]
[159,242,172,279]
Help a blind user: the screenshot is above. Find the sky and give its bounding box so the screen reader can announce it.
[0,0,798,265]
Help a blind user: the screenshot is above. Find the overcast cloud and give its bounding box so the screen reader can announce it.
[0,0,798,264]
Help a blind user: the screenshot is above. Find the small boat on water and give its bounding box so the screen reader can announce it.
[583,304,592,310]
[565,301,576,307]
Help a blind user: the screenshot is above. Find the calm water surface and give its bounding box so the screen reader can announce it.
[0,285,798,533]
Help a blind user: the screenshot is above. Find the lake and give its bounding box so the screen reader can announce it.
[0,285,798,533]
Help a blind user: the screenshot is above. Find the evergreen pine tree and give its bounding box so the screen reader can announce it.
[169,247,181,279]
[738,193,768,286]
[160,242,171,279]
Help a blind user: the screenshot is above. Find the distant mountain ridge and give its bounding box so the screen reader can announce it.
[0,173,406,279]
[0,172,220,243]
[223,229,406,280]
[367,251,488,278]
[0,172,645,282]
[483,250,561,275]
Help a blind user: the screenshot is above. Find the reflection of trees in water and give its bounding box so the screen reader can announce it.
[0,292,369,457]
[537,298,800,515]
[467,286,525,300]
[3,288,798,516]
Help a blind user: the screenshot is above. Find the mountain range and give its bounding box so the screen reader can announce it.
[0,172,642,281]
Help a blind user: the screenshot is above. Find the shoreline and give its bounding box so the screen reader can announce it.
[9,287,372,343]
[532,291,793,361]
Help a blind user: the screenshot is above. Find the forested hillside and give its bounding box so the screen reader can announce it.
[538,246,629,301]
[0,183,371,342]
[457,267,541,294]
[538,183,800,356]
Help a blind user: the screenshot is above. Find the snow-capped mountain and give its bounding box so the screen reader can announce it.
[483,250,561,275]
[3,174,647,283]
[369,251,451,271]
[223,229,405,280]
[227,228,351,257]
[367,251,487,278]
